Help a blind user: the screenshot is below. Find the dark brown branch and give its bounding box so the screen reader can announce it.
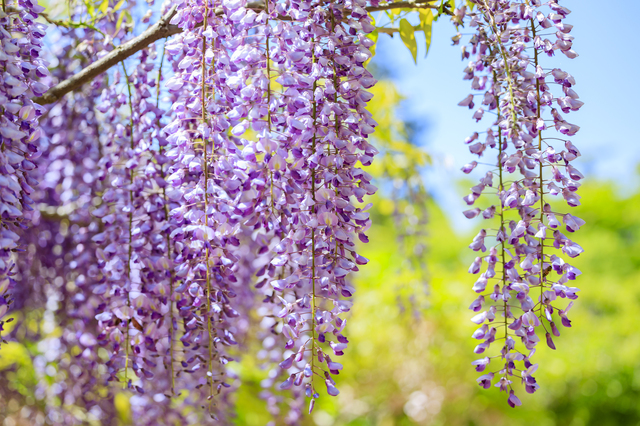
[34,5,182,105]
[35,0,438,105]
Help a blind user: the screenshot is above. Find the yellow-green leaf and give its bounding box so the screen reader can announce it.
[419,9,434,57]
[98,0,108,14]
[385,9,400,24]
[115,11,126,35]
[85,0,95,18]
[466,0,475,10]
[0,341,31,370]
[114,9,133,35]
[398,18,417,64]
[113,0,126,12]
[114,392,132,424]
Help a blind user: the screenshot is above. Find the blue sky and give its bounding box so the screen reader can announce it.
[372,0,640,231]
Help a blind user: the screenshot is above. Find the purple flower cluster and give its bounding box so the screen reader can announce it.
[458,0,583,405]
[161,0,378,417]
[93,45,178,392]
[20,0,379,421]
[14,5,141,422]
[0,0,380,419]
[0,0,49,341]
[29,87,114,425]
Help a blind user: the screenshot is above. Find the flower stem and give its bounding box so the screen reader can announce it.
[121,61,135,389]
[201,6,216,401]
[480,1,519,137]
[310,35,318,391]
[531,17,546,317]
[155,45,177,395]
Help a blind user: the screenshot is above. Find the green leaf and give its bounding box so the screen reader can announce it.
[419,9,434,57]
[466,0,475,10]
[114,9,133,35]
[115,393,132,424]
[0,341,32,370]
[113,0,126,12]
[385,10,395,25]
[398,18,417,64]
[85,0,95,18]
[115,11,126,35]
[98,0,108,14]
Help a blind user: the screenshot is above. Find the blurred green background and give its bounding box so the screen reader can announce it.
[2,78,639,425]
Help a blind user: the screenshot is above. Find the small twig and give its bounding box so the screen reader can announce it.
[38,10,107,36]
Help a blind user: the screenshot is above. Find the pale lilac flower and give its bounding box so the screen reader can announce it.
[461,0,583,406]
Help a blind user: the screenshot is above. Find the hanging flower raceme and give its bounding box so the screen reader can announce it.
[0,0,49,344]
[92,48,162,391]
[161,0,256,419]
[163,0,379,417]
[1,0,381,419]
[8,0,149,419]
[91,40,187,406]
[459,0,583,406]
[26,73,115,424]
[220,0,380,414]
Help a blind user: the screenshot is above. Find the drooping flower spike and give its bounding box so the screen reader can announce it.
[458,0,583,406]
[0,0,49,344]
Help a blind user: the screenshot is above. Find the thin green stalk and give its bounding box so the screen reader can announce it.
[531,17,546,316]
[200,7,215,401]
[155,46,176,394]
[480,1,519,137]
[492,65,508,352]
[121,61,135,388]
[265,1,275,214]
[310,37,318,391]
[39,12,107,36]
[328,7,342,257]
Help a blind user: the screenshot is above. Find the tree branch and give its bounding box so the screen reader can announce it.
[34,5,180,105]
[35,0,439,105]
